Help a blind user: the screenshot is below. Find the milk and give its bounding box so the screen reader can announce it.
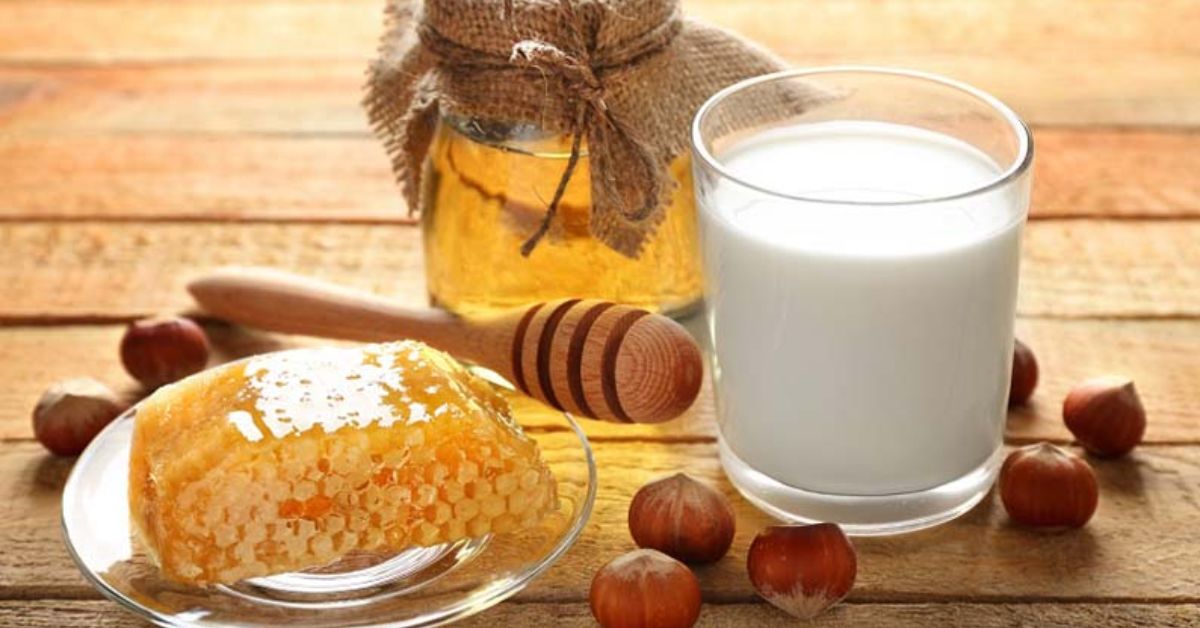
[700,121,1025,495]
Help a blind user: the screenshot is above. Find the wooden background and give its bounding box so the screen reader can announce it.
[1,1,1198,625]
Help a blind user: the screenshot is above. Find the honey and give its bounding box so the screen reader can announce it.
[420,116,703,317]
[129,341,557,584]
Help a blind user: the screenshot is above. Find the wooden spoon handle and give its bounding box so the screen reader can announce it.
[189,268,702,424]
[186,267,482,351]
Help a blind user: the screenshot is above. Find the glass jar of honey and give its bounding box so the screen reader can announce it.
[420,114,703,317]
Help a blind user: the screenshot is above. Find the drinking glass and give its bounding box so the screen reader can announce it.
[690,67,1033,535]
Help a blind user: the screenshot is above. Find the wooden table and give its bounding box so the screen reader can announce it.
[2,1,1198,625]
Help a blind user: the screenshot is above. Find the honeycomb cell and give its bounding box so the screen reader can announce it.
[129,341,558,585]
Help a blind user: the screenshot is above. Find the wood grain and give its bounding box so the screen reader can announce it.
[0,220,1197,321]
[465,602,1200,628]
[1007,319,1200,444]
[1,131,1196,221]
[1032,130,1200,218]
[3,600,1198,628]
[1019,220,1200,318]
[0,136,404,223]
[4,57,1200,138]
[0,63,369,135]
[0,0,1196,126]
[2,318,1198,444]
[4,440,1199,602]
[0,1,381,62]
[5,0,1196,61]
[0,222,427,322]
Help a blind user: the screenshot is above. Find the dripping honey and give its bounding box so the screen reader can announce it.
[420,117,703,317]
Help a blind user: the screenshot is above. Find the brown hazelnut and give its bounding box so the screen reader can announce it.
[747,523,857,620]
[628,473,735,564]
[589,549,702,628]
[1063,376,1146,458]
[120,316,210,389]
[999,443,1098,528]
[32,378,128,456]
[1009,338,1038,406]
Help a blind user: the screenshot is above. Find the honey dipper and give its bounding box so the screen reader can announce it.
[188,267,703,424]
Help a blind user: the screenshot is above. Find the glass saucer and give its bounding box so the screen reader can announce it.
[61,366,597,627]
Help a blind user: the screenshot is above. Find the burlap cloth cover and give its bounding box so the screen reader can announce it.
[366,0,803,258]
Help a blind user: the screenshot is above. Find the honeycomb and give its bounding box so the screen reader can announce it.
[128,341,557,585]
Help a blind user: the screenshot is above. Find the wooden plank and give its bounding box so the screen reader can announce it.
[695,0,1200,56]
[0,63,369,136]
[718,0,1200,128]
[0,1,1195,126]
[1,131,1196,221]
[4,63,1200,141]
[1032,130,1200,219]
[3,0,1196,62]
[0,220,1197,320]
[0,444,96,598]
[1007,319,1200,444]
[2,318,1197,444]
[0,222,427,322]
[786,53,1200,127]
[0,55,1191,129]
[1019,220,1200,318]
[2,600,1198,628]
[475,602,1200,627]
[0,1,381,63]
[0,136,405,223]
[4,440,1199,601]
[0,601,142,627]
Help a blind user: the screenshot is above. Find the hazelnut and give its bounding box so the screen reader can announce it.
[747,523,857,620]
[120,316,210,389]
[628,473,735,564]
[999,443,1098,528]
[32,378,128,456]
[1009,338,1038,406]
[589,549,702,628]
[1063,376,1146,458]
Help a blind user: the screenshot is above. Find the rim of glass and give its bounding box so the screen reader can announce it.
[690,66,1034,206]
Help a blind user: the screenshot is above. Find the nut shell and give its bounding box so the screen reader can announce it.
[32,378,128,456]
[628,473,735,563]
[1063,376,1146,458]
[120,317,210,389]
[747,523,857,620]
[1008,339,1038,406]
[589,549,702,628]
[999,443,1098,528]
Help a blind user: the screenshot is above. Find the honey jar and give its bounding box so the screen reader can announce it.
[420,115,702,317]
[366,0,788,318]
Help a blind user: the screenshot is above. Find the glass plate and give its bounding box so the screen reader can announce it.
[61,365,596,627]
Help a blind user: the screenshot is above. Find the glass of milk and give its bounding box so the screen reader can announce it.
[691,67,1033,535]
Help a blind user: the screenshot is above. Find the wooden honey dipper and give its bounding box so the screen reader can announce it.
[188,267,703,424]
